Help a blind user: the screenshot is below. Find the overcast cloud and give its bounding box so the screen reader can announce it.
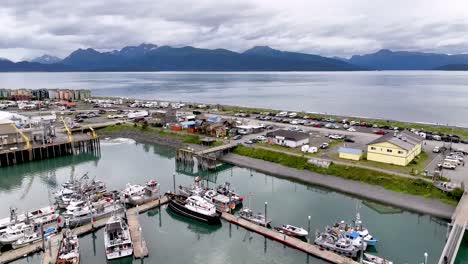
[1,0,468,61]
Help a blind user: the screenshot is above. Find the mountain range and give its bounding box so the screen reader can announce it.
[30,54,62,64]
[346,49,468,70]
[0,44,468,71]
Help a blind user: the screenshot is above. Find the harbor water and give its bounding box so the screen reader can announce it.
[3,138,449,264]
[1,71,468,126]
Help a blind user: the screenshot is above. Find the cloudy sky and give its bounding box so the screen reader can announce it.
[1,0,468,61]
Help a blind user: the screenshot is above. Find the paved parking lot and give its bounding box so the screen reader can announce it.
[423,140,468,184]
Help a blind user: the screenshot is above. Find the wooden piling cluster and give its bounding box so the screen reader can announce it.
[175,142,237,171]
[0,137,100,168]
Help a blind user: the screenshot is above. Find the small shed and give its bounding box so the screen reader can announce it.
[338,147,363,161]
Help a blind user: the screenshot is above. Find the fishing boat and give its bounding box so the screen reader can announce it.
[121,183,146,201]
[0,206,56,234]
[0,213,61,245]
[12,227,57,249]
[128,180,160,206]
[0,223,34,245]
[274,224,308,238]
[203,190,235,213]
[55,175,107,209]
[353,213,378,246]
[363,253,393,264]
[178,177,207,198]
[104,215,133,260]
[314,232,359,258]
[344,230,367,251]
[216,182,243,206]
[62,202,124,227]
[168,195,221,225]
[57,229,80,264]
[238,208,271,227]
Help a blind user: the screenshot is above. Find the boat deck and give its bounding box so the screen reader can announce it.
[221,212,359,264]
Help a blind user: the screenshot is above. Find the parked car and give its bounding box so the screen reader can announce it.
[441,162,456,170]
[373,130,386,135]
[233,135,243,140]
[308,146,318,153]
[256,136,267,141]
[320,143,329,149]
[347,127,356,132]
[329,134,344,140]
[433,146,440,153]
[344,138,355,143]
[290,119,299,125]
[245,140,254,144]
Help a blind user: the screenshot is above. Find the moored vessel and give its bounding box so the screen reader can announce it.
[104,214,133,260]
[128,180,160,206]
[238,208,271,227]
[168,194,221,225]
[274,224,308,238]
[362,253,393,264]
[56,229,80,264]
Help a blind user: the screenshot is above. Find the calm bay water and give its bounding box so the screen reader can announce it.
[1,71,468,126]
[2,139,448,264]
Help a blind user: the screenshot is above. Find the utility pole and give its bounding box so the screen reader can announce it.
[173,172,176,193]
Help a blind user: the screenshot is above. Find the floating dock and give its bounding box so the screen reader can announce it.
[127,211,148,258]
[40,235,62,264]
[0,196,169,264]
[221,212,359,264]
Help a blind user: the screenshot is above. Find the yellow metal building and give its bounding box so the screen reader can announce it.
[338,147,363,161]
[367,131,423,166]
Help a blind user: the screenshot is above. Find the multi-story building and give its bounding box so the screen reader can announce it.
[48,89,57,100]
[56,90,74,100]
[32,89,49,100]
[10,89,33,101]
[0,88,11,99]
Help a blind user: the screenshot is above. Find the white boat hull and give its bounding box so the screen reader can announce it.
[106,248,133,260]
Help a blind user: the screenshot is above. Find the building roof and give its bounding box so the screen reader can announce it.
[266,129,309,142]
[338,147,362,155]
[368,130,423,151]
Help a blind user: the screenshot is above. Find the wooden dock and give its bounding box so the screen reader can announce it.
[221,212,359,264]
[0,196,169,264]
[40,234,62,264]
[127,211,148,258]
[0,135,100,168]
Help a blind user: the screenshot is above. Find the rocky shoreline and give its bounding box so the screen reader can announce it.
[99,128,185,148]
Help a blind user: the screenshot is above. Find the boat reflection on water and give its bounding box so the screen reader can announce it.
[165,206,222,235]
[0,152,100,192]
